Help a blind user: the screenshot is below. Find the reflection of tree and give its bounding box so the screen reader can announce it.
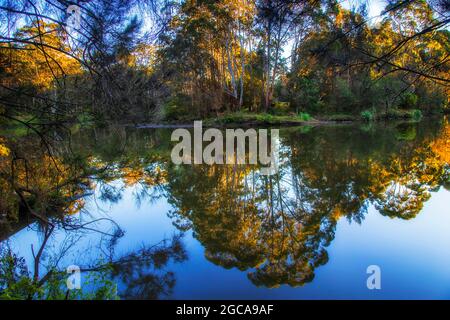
[164,121,449,288]
[0,132,92,238]
[0,126,167,238]
[0,223,187,300]
[374,146,446,219]
[0,127,187,300]
[109,235,186,299]
[166,164,266,271]
[1,120,448,292]
[164,161,337,287]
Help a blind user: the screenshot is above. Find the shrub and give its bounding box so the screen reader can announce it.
[271,101,290,115]
[411,109,423,121]
[298,112,311,121]
[163,99,189,121]
[360,110,374,122]
[400,92,418,109]
[255,113,274,123]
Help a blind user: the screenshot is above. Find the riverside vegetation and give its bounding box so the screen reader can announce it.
[0,0,448,127]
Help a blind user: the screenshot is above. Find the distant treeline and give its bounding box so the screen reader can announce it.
[0,0,449,124]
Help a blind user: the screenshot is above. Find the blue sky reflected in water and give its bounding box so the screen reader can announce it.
[91,185,450,299]
[11,182,447,299]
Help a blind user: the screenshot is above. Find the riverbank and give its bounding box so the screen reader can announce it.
[135,109,445,128]
[136,113,334,128]
[2,109,445,133]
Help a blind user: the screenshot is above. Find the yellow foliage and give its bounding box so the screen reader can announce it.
[430,123,450,164]
[3,21,82,89]
[0,138,10,157]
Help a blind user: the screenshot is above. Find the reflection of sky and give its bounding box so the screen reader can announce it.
[9,183,450,299]
[168,188,450,299]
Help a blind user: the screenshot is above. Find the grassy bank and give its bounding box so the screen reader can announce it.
[203,112,317,126]
[163,108,433,126]
[314,109,428,122]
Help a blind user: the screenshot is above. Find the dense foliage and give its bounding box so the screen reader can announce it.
[0,0,448,124]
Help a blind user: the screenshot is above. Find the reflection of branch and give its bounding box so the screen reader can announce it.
[74,235,186,300]
[13,186,53,226]
[77,250,169,273]
[1,113,61,172]
[31,224,55,283]
[62,217,123,237]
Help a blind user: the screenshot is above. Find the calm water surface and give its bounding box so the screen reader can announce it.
[1,119,449,299]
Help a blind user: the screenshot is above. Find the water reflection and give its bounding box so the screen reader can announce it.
[0,119,449,298]
[164,120,449,287]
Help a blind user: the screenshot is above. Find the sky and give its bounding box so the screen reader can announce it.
[342,0,387,21]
